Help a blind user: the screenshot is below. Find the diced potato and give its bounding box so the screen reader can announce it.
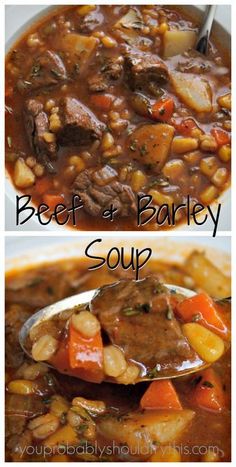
[184,251,231,299]
[163,30,196,58]
[98,410,195,455]
[171,72,212,113]
[182,323,224,363]
[62,33,97,70]
[14,157,35,188]
[129,124,174,173]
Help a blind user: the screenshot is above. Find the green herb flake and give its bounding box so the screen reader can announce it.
[139,144,148,156]
[147,364,162,379]
[31,64,41,77]
[129,140,137,152]
[122,302,150,317]
[190,375,202,387]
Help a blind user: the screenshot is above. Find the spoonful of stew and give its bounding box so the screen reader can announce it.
[19,276,229,384]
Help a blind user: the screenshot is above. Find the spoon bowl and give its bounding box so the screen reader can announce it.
[19,284,210,383]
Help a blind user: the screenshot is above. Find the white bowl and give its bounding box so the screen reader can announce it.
[5,5,231,231]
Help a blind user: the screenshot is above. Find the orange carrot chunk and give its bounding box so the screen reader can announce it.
[174,118,199,136]
[50,339,104,384]
[90,93,114,111]
[176,293,229,339]
[43,194,65,211]
[151,97,174,122]
[140,380,182,410]
[191,368,226,412]
[35,178,52,195]
[211,128,230,146]
[68,321,104,381]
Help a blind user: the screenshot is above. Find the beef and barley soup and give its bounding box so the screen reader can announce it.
[5,251,231,461]
[5,5,231,230]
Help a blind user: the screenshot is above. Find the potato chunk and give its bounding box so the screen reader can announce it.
[163,30,196,58]
[14,158,35,188]
[62,33,97,70]
[184,251,231,299]
[98,410,195,458]
[129,124,174,173]
[171,72,212,112]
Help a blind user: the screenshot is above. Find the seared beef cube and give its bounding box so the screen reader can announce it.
[58,97,105,145]
[101,56,124,80]
[91,277,202,374]
[17,50,67,95]
[77,9,103,33]
[73,165,136,217]
[123,46,169,91]
[88,56,123,92]
[88,74,109,93]
[23,99,57,159]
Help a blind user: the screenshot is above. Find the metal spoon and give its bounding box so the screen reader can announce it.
[195,5,217,55]
[19,284,209,383]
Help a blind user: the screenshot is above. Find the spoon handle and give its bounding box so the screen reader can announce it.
[195,5,217,55]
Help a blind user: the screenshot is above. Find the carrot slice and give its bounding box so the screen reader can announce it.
[68,322,104,379]
[174,118,198,136]
[175,293,229,339]
[191,368,226,412]
[50,335,104,384]
[43,194,65,210]
[151,97,174,122]
[211,128,230,146]
[140,380,182,410]
[35,178,52,195]
[90,93,114,111]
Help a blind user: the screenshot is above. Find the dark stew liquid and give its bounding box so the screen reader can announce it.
[5,255,231,461]
[5,5,231,230]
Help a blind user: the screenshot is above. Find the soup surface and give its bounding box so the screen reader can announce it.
[5,252,231,461]
[5,5,231,230]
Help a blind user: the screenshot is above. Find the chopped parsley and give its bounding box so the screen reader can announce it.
[147,364,162,379]
[122,302,151,317]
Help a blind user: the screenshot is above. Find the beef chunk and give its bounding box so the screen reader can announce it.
[17,50,67,95]
[88,74,109,93]
[77,10,104,33]
[88,56,123,92]
[23,99,57,171]
[123,46,169,91]
[73,165,136,217]
[101,56,124,80]
[57,97,105,145]
[91,277,202,375]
